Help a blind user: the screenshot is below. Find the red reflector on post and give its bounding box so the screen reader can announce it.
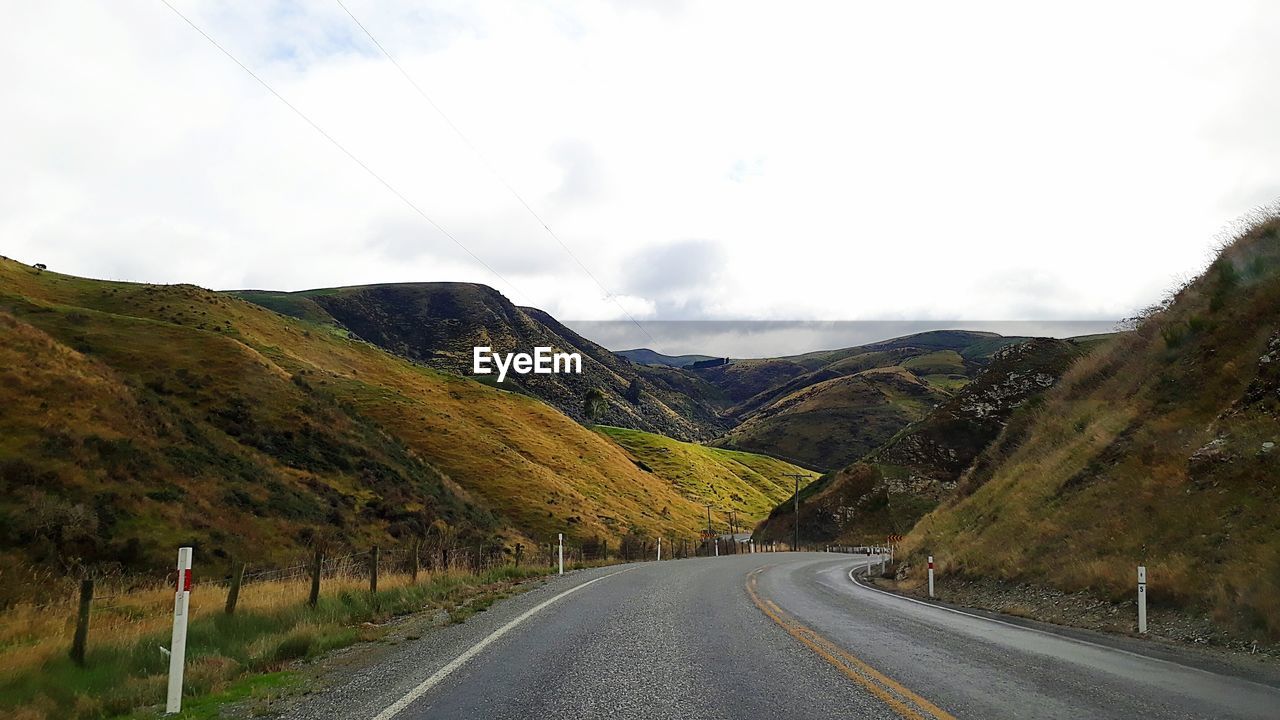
[177,569,192,592]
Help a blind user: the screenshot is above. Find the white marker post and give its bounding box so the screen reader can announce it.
[657,537,662,562]
[1137,565,1147,634]
[166,547,193,714]
[927,555,935,598]
[557,534,564,576]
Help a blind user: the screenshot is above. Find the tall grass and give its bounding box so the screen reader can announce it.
[0,558,557,719]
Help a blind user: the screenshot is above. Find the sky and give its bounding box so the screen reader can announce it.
[4,1,1280,351]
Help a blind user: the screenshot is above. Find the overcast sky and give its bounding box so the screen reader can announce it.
[4,1,1279,335]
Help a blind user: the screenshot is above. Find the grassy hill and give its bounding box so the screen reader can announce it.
[901,215,1280,640]
[595,426,816,525]
[753,337,1098,544]
[690,331,1030,470]
[232,284,729,441]
[0,261,739,600]
[714,368,951,470]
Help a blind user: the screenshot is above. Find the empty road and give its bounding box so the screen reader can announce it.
[281,553,1280,719]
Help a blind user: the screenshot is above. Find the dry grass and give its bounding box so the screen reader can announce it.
[0,557,555,719]
[901,216,1280,641]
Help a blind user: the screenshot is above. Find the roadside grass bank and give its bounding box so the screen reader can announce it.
[0,562,576,720]
[863,565,1280,665]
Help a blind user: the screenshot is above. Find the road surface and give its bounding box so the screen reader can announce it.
[281,553,1280,719]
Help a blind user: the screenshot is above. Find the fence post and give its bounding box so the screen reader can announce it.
[515,543,524,568]
[166,547,193,714]
[70,578,93,667]
[370,546,380,594]
[410,540,420,583]
[1137,566,1147,634]
[224,561,246,615]
[308,550,322,608]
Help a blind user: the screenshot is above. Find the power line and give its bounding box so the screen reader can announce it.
[157,0,530,306]
[332,0,653,342]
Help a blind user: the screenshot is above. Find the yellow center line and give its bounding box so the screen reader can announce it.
[746,569,957,720]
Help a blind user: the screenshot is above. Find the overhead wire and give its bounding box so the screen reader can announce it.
[332,0,653,341]
[157,0,531,306]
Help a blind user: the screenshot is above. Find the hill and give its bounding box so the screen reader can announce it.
[594,426,815,526]
[0,261,738,599]
[232,284,728,441]
[752,337,1098,544]
[615,348,717,368]
[714,368,951,470]
[698,331,1030,470]
[901,215,1280,640]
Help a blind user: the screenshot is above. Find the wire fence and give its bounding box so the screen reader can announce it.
[0,531,785,679]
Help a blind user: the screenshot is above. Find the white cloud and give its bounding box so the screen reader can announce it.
[3,0,1278,329]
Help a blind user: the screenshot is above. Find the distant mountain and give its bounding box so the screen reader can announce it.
[233,284,729,441]
[698,331,1032,470]
[616,348,717,368]
[753,336,1096,543]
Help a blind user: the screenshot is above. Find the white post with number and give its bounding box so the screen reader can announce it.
[166,547,193,714]
[558,534,564,575]
[1137,566,1147,634]
[927,555,935,598]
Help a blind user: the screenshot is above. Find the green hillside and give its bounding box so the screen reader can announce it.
[595,426,815,524]
[0,261,738,600]
[753,337,1096,545]
[713,367,951,471]
[233,284,729,442]
[902,215,1280,640]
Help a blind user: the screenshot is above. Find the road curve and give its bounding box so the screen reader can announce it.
[280,553,1280,720]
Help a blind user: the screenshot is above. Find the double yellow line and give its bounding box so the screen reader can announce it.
[746,568,956,720]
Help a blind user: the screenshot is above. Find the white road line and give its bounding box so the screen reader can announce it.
[371,568,633,720]
[843,564,1257,684]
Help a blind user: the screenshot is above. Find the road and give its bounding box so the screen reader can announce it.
[281,553,1280,720]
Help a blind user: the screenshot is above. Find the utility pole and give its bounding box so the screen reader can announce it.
[781,473,812,552]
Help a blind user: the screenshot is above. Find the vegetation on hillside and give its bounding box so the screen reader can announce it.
[595,426,815,526]
[753,337,1099,544]
[0,260,742,600]
[233,284,729,441]
[902,214,1280,640]
[714,368,951,471]
[698,331,1030,470]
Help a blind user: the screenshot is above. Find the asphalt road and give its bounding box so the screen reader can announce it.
[281,552,1280,720]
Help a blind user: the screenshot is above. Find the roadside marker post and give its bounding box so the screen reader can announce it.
[558,534,564,575]
[1137,566,1147,634]
[927,556,935,598]
[657,537,662,562]
[166,547,193,714]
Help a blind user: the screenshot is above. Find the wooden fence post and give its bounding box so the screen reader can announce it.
[410,540,420,583]
[308,550,322,608]
[70,578,93,666]
[369,546,379,594]
[224,561,246,615]
[515,543,524,568]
